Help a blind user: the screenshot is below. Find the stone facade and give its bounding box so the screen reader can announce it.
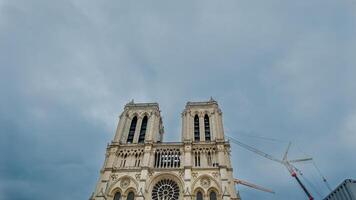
[90,99,240,200]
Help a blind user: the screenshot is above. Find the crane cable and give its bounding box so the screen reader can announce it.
[228,134,328,199]
[231,131,288,143]
[295,142,332,192]
[312,161,332,192]
[295,168,323,199]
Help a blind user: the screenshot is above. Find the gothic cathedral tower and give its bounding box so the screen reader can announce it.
[90,99,240,200]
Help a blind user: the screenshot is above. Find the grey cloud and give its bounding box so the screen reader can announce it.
[1,0,355,199]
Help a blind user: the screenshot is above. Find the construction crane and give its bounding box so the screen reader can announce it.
[234,178,275,194]
[227,136,314,200]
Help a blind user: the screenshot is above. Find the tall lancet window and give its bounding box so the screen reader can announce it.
[196,191,203,200]
[194,115,200,141]
[210,191,217,200]
[114,192,121,200]
[204,114,211,141]
[127,116,137,143]
[127,192,134,200]
[138,116,148,143]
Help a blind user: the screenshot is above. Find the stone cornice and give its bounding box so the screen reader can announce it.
[125,102,160,109]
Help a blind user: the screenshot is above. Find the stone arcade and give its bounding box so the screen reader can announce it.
[90,99,240,200]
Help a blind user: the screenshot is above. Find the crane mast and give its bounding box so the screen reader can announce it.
[227,136,314,200]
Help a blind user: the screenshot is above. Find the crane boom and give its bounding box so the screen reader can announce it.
[234,179,275,194]
[227,135,314,200]
[228,136,283,164]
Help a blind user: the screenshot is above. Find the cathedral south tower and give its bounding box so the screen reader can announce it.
[90,99,240,200]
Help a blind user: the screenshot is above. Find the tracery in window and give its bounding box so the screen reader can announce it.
[134,153,141,167]
[152,179,180,200]
[194,115,200,141]
[138,116,148,143]
[120,154,127,167]
[154,149,181,168]
[127,116,137,143]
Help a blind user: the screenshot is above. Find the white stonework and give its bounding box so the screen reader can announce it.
[90,99,241,200]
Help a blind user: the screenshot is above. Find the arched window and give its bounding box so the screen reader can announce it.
[196,191,203,200]
[113,192,121,200]
[204,114,211,141]
[127,191,135,200]
[210,191,217,200]
[138,116,148,143]
[127,116,137,143]
[194,115,200,141]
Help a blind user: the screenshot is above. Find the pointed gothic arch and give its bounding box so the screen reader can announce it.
[147,173,184,200]
[113,192,121,200]
[194,115,200,141]
[209,190,217,200]
[127,191,135,200]
[192,175,222,195]
[107,175,139,197]
[196,191,203,200]
[204,114,211,141]
[138,116,148,143]
[127,116,137,143]
[207,188,220,200]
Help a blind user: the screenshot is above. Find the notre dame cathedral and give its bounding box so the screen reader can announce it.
[90,99,240,200]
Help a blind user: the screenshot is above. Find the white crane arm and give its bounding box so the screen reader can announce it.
[234,179,275,194]
[288,158,313,163]
[227,136,283,164]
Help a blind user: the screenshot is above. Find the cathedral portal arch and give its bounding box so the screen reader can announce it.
[192,174,222,195]
[107,175,139,198]
[146,173,184,200]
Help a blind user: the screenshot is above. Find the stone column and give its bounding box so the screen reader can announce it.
[214,109,224,141]
[144,116,151,142]
[181,111,187,141]
[142,145,152,167]
[218,111,225,140]
[152,113,160,142]
[209,114,214,141]
[133,117,143,144]
[183,144,192,200]
[186,112,192,141]
[121,115,132,143]
[148,113,157,142]
[113,113,126,142]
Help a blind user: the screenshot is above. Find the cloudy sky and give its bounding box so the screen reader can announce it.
[1,0,356,199]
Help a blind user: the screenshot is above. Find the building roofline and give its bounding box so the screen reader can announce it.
[323,179,356,200]
[185,97,218,108]
[124,100,160,109]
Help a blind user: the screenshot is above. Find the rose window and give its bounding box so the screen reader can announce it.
[152,179,180,200]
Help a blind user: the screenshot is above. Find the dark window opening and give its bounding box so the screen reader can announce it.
[194,115,200,141]
[194,152,201,167]
[138,116,148,143]
[127,116,137,143]
[127,192,134,200]
[204,114,211,141]
[114,192,121,200]
[197,191,203,200]
[210,191,217,200]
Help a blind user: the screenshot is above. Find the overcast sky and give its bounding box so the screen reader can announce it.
[1,0,356,199]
